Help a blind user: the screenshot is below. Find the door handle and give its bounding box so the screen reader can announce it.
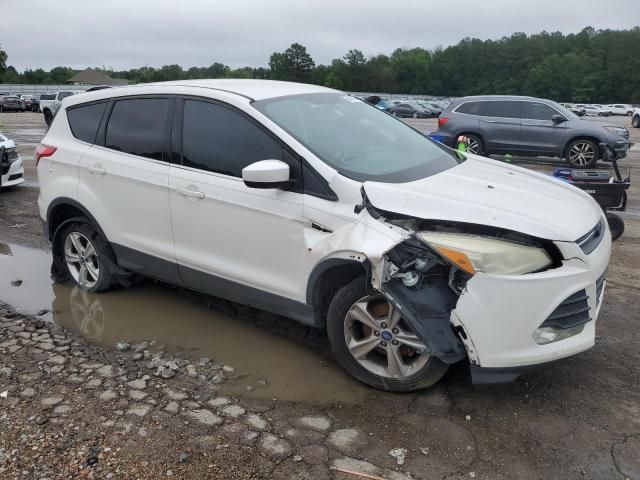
[177,186,205,199]
[483,119,497,123]
[87,164,106,175]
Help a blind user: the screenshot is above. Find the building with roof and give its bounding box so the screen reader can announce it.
[67,68,128,86]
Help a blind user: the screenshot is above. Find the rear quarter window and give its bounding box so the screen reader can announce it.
[455,101,482,115]
[67,102,108,144]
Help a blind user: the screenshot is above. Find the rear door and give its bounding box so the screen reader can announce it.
[476,100,522,153]
[519,101,567,156]
[77,96,179,282]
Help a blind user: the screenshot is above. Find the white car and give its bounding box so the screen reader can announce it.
[606,104,634,116]
[0,133,24,188]
[36,80,610,391]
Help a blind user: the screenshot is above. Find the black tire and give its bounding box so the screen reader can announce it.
[606,213,624,241]
[55,221,117,293]
[632,115,640,128]
[326,277,449,392]
[463,133,484,155]
[44,109,53,126]
[565,138,598,169]
[627,111,633,117]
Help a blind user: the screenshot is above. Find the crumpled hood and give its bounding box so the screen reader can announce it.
[364,155,601,242]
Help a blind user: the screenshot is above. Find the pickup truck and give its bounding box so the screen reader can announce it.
[40,90,84,126]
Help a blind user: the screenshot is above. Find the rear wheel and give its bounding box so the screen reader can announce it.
[606,213,624,241]
[463,134,484,155]
[565,139,598,168]
[326,278,448,392]
[627,111,633,117]
[57,221,116,292]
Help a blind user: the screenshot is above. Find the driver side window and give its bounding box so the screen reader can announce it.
[182,99,284,178]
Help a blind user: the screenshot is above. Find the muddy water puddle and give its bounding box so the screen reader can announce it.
[0,242,372,403]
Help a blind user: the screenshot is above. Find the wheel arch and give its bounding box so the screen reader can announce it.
[306,258,370,327]
[46,197,109,243]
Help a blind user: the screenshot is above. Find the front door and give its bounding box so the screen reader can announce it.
[519,101,567,155]
[169,97,308,311]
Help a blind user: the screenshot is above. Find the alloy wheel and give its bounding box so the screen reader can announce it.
[466,136,480,154]
[569,142,595,166]
[343,295,429,379]
[64,232,100,289]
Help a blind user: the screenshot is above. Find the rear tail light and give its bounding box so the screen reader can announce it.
[35,144,57,166]
[438,117,449,128]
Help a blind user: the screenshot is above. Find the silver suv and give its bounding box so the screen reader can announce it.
[437,95,630,168]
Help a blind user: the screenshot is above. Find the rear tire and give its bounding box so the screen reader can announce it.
[606,213,624,241]
[463,134,484,155]
[55,221,116,293]
[627,111,633,117]
[326,277,449,392]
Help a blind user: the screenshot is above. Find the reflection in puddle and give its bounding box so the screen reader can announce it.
[0,242,372,403]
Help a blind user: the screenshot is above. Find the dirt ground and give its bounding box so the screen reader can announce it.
[1,111,639,479]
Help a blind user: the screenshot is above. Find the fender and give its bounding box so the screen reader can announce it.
[306,256,368,305]
[46,197,109,242]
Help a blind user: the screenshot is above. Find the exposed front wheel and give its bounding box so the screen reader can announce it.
[43,110,53,126]
[327,278,449,392]
[565,139,598,168]
[632,116,640,128]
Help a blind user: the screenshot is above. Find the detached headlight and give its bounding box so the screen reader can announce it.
[417,232,552,275]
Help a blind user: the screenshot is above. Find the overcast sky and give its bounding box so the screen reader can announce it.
[3,0,639,72]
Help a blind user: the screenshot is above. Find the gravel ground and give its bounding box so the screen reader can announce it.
[1,111,639,479]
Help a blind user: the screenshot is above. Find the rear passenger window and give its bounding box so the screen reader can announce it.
[522,102,558,120]
[106,98,168,161]
[479,101,521,118]
[182,99,283,177]
[455,101,482,115]
[67,103,107,144]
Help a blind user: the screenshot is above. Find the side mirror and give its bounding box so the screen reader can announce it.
[551,114,567,124]
[242,160,290,189]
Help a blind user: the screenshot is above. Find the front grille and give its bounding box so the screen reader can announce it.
[8,173,22,181]
[540,289,590,329]
[596,271,606,304]
[576,218,605,255]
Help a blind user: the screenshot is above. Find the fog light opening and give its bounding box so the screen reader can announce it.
[533,324,586,345]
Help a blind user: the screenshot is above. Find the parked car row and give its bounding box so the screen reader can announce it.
[436,95,630,168]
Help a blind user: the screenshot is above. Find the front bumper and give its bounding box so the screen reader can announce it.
[1,156,24,187]
[451,221,611,378]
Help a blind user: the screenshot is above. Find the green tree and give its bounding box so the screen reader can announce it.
[269,43,315,82]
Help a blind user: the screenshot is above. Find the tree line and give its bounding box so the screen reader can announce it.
[1,27,639,102]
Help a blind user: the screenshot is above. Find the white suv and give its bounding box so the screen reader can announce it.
[37,80,611,391]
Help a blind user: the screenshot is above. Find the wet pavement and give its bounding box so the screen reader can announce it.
[0,242,371,404]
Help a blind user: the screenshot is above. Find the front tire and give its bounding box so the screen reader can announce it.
[607,213,624,241]
[56,221,116,292]
[326,277,449,392]
[632,115,640,128]
[44,109,53,126]
[565,139,598,168]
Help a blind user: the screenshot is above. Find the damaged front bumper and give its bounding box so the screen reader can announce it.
[451,230,610,384]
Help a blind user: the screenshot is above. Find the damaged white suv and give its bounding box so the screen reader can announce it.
[37,80,611,391]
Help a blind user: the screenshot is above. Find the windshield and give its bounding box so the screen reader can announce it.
[549,100,579,120]
[253,93,462,183]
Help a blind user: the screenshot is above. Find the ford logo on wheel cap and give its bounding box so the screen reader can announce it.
[381,330,393,341]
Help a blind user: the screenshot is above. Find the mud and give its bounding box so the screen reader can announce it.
[0,242,371,403]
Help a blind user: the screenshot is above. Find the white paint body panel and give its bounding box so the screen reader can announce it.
[0,136,24,187]
[37,80,613,375]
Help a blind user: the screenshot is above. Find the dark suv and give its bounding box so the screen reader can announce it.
[437,95,630,168]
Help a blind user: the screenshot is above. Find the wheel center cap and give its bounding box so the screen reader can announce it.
[381,330,393,341]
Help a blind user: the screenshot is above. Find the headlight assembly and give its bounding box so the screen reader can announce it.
[417,232,552,275]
